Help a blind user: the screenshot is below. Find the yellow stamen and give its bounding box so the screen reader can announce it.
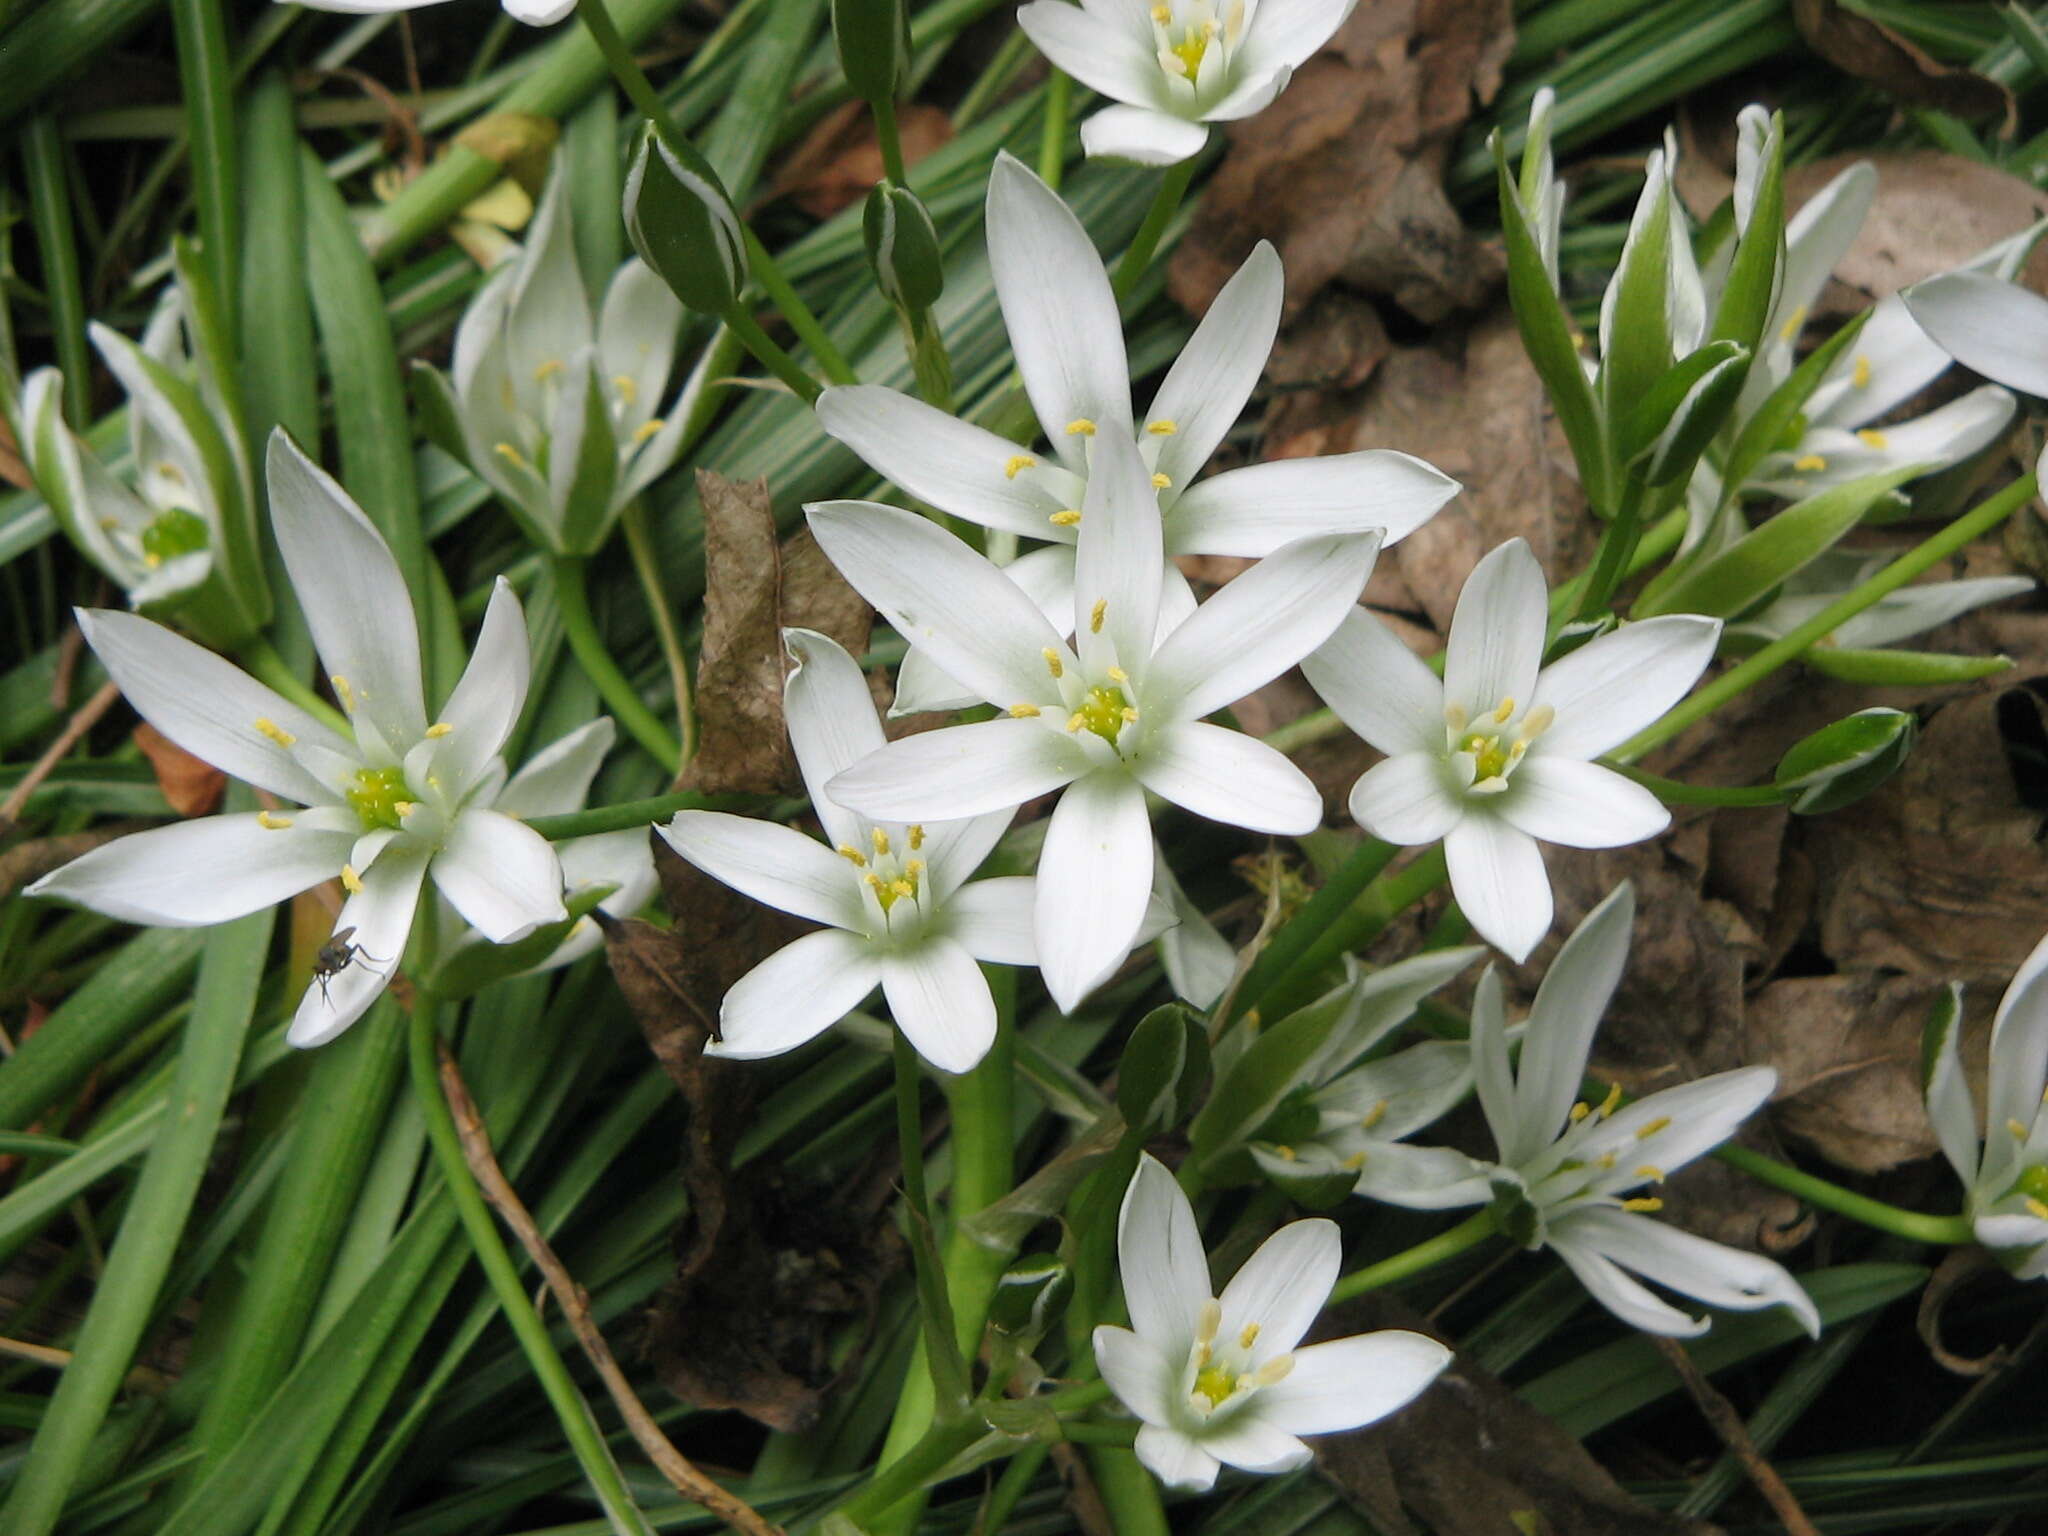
[1009,703,1042,718]
[341,864,365,895]
[533,358,564,382]
[890,879,915,899]
[612,374,639,405]
[392,801,418,818]
[1622,1197,1664,1213]
[1197,1299,1221,1344]
[909,825,925,850]
[1569,1102,1591,1122]
[1065,712,1087,733]
[906,859,925,878]
[1793,454,1828,473]
[837,844,868,867]
[1634,1164,1666,1182]
[1147,419,1178,435]
[1362,1098,1389,1130]
[871,827,891,856]
[2010,1118,2030,1140]
[1049,509,1082,527]
[256,811,293,830]
[331,676,356,714]
[2028,1197,2048,1221]
[1492,696,1515,724]
[1274,1144,1296,1161]
[494,442,526,469]
[1121,706,1139,722]
[1778,304,1807,343]
[1596,1152,1617,1170]
[632,418,665,444]
[1855,428,1889,450]
[1151,473,1172,489]
[1239,1323,1260,1349]
[1635,1117,1670,1139]
[1599,1082,1623,1117]
[1852,354,1872,390]
[1004,454,1036,479]
[254,717,297,747]
[1064,418,1097,437]
[1043,648,1064,679]
[1520,704,1556,740]
[425,721,453,738]
[1341,1150,1366,1170]
[1443,702,1469,732]
[1107,666,1129,683]
[1089,598,1107,634]
[1251,1355,1294,1388]
[1151,3,1170,19]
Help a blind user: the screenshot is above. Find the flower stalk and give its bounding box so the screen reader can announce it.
[1331,1210,1498,1303]
[548,554,683,773]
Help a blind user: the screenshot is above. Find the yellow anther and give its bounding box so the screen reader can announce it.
[837,843,868,867]
[1362,1098,1389,1130]
[1569,1102,1591,1122]
[1009,703,1042,718]
[1090,598,1107,634]
[1197,1299,1222,1344]
[493,442,526,469]
[341,864,365,895]
[871,827,891,856]
[1634,1164,1666,1182]
[1492,696,1515,724]
[632,418,665,444]
[143,551,163,569]
[1342,1150,1367,1170]
[1043,648,1064,679]
[1004,454,1036,479]
[392,801,418,818]
[1107,666,1129,683]
[890,879,915,899]
[1065,712,1087,733]
[426,721,453,739]
[254,717,297,747]
[1049,509,1082,527]
[612,374,639,405]
[1064,418,1097,437]
[1793,454,1828,473]
[1251,1355,1294,1388]
[1635,1117,1671,1139]
[1443,702,1469,732]
[1239,1323,1260,1349]
[331,676,356,714]
[2028,1197,2048,1221]
[1596,1152,1618,1170]
[1274,1144,1296,1160]
[1519,703,1556,740]
[1778,305,1807,343]
[1622,1197,1664,1213]
[1151,3,1170,19]
[1855,428,1889,450]
[1151,473,1172,489]
[533,358,564,382]
[257,811,294,830]
[906,859,926,878]
[1599,1082,1624,1117]
[909,824,925,850]
[1147,419,1178,435]
[2010,1118,2030,1140]
[1852,354,1872,390]
[1120,706,1139,723]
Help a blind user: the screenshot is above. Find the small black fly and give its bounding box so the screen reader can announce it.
[311,926,387,1005]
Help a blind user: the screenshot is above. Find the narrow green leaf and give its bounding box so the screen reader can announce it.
[1802,645,2014,685]
[170,0,239,329]
[1718,307,1873,502]
[1709,109,1785,353]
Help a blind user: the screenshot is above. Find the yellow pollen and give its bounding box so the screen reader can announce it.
[1599,1083,1624,1117]
[1852,354,1872,390]
[872,827,891,856]
[1570,1102,1591,1122]
[612,374,639,404]
[1043,648,1064,679]
[1151,3,1170,18]
[1197,1299,1222,1345]
[2010,1118,2030,1140]
[837,844,868,867]
[632,418,665,445]
[909,824,925,849]
[2028,1197,2048,1221]
[533,358,564,382]
[1622,1197,1664,1213]
[1444,702,1469,732]
[890,879,915,899]
[1049,509,1082,527]
[1121,706,1139,722]
[254,717,296,747]
[1635,1164,1666,1182]
[1855,428,1889,450]
[1065,418,1097,437]
[1341,1151,1366,1170]
[1275,1144,1296,1161]
[1147,419,1178,435]
[341,864,365,895]
[426,721,453,738]
[1793,454,1828,473]
[1239,1323,1260,1349]
[1009,703,1042,718]
[392,801,417,818]
[1107,666,1129,683]
[1362,1098,1389,1130]
[1596,1152,1617,1170]
[906,859,926,877]
[1090,598,1107,634]
[257,811,293,830]
[1252,1355,1293,1388]
[1065,712,1087,733]
[494,442,526,468]
[1151,473,1172,489]
[1492,696,1515,724]
[143,552,163,569]
[1635,1117,1670,1139]
[331,676,356,713]
[1778,305,1807,342]
[1519,704,1556,740]
[1004,454,1036,479]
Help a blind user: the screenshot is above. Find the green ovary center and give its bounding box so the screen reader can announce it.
[347,766,416,832]
[1192,1365,1240,1407]
[1072,685,1136,747]
[140,507,209,569]
[2018,1163,2048,1203]
[1462,730,1510,782]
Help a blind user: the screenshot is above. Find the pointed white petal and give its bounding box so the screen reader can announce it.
[1147,532,1379,723]
[709,929,882,1059]
[1589,1065,1777,1179]
[1549,1233,1711,1337]
[1036,770,1155,1011]
[879,936,996,1074]
[28,811,352,926]
[1510,882,1633,1162]
[1444,815,1551,962]
[74,608,348,805]
[505,168,593,381]
[1133,1424,1220,1492]
[1169,450,1459,558]
[807,500,1071,710]
[1808,292,1960,428]
[1216,1218,1339,1362]
[1256,1331,1450,1436]
[1345,752,1462,845]
[1986,932,2048,1168]
[1349,1142,1493,1209]
[431,808,566,944]
[597,259,682,433]
[420,578,532,802]
[1498,759,1669,849]
[1153,849,1237,1008]
[1301,607,1446,757]
[1777,163,1878,349]
[918,810,1016,900]
[656,811,864,929]
[1080,105,1212,166]
[1236,0,1357,73]
[945,876,1039,965]
[1555,1206,1820,1336]
[1923,982,1981,1189]
[503,0,577,23]
[1469,965,1523,1160]
[266,433,428,748]
[1902,270,2048,396]
[495,717,615,819]
[1119,1153,1214,1354]
[1148,243,1283,487]
[1197,1412,1312,1475]
[1444,539,1547,722]
[1760,387,2014,496]
[1016,3,1165,111]
[782,628,889,851]
[1093,1325,1181,1428]
[986,153,1135,451]
[815,386,1063,538]
[1528,615,1720,760]
[888,647,983,717]
[1132,721,1322,834]
[827,719,1089,822]
[1073,430,1163,679]
[1833,574,2033,650]
[1976,1210,2048,1252]
[1318,1039,1472,1141]
[289,845,430,1048]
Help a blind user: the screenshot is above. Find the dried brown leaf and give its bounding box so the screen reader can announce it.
[683,471,795,796]
[771,99,954,219]
[1792,0,2013,127]
[134,722,225,817]
[778,525,871,660]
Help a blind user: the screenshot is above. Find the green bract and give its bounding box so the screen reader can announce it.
[832,0,912,103]
[622,123,748,318]
[1773,707,1916,815]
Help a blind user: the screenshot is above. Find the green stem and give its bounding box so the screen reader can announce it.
[979,1444,1048,1532]
[170,0,238,331]
[407,996,657,1536]
[548,556,683,773]
[1111,156,1198,302]
[1220,837,1399,1027]
[720,301,826,404]
[1037,69,1071,189]
[892,1029,931,1227]
[872,92,909,186]
[1617,473,2037,762]
[239,636,350,734]
[829,1420,984,1527]
[575,0,686,140]
[1573,474,1649,620]
[1330,1210,1497,1304]
[1606,764,1785,807]
[619,500,697,770]
[1713,1145,1974,1246]
[20,114,91,427]
[525,787,764,840]
[742,226,858,386]
[1088,1447,1168,1528]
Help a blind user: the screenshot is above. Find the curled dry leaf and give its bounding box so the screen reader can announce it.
[1917,1246,2015,1376]
[1792,0,2013,128]
[134,722,225,817]
[771,99,953,219]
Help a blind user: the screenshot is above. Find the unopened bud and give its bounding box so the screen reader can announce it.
[1774,707,1916,815]
[832,0,912,102]
[862,180,944,314]
[623,124,747,317]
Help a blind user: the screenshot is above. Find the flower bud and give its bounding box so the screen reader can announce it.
[832,0,912,103]
[623,124,747,317]
[1116,1001,1210,1134]
[986,1254,1071,1343]
[1774,707,1916,815]
[862,180,944,314]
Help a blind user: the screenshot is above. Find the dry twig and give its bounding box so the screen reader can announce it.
[0,680,123,832]
[1651,1334,1819,1536]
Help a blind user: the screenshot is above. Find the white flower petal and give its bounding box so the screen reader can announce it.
[1036,770,1155,1011]
[827,719,1089,822]
[495,718,616,819]
[1133,1423,1220,1492]
[782,628,889,852]
[1903,270,2048,397]
[1073,430,1163,679]
[1345,752,1462,845]
[1016,3,1167,112]
[597,259,682,434]
[1080,105,1212,166]
[1444,538,1547,722]
[1301,607,1446,757]
[807,500,1072,711]
[266,432,428,749]
[1444,815,1551,963]
[918,811,1017,900]
[1776,163,1878,354]
[1527,615,1720,761]
[1119,1153,1214,1355]
[656,811,864,929]
[945,876,1039,965]
[1216,1218,1339,1362]
[1497,759,1670,850]
[28,811,353,926]
[1148,243,1283,487]
[1349,1142,1493,1209]
[74,608,348,806]
[709,929,882,1060]
[1589,1065,1777,1180]
[1093,1325,1181,1428]
[1236,0,1357,73]
[1256,1331,1450,1436]
[1132,721,1322,835]
[815,386,1061,539]
[420,577,532,802]
[431,808,566,944]
[289,845,431,1048]
[881,936,996,1074]
[1922,983,1980,1189]
[1509,882,1633,1163]
[1147,531,1379,723]
[1469,966,1522,1159]
[1548,1234,1710,1337]
[1986,934,2048,1174]
[1554,1206,1820,1337]
[1760,387,2015,496]
[1169,450,1460,558]
[1319,1039,1472,1141]
[888,647,983,717]
[1808,292,1958,428]
[1202,65,1292,122]
[503,0,577,23]
[1197,1412,1312,1475]
[1833,574,2033,651]
[986,153,1135,452]
[1153,848,1237,1008]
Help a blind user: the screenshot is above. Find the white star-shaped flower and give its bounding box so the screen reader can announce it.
[280,0,572,29]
